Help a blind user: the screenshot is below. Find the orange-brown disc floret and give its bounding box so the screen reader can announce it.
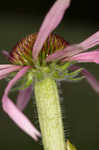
[9,33,69,66]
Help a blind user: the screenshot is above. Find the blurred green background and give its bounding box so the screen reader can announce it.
[0,0,99,150]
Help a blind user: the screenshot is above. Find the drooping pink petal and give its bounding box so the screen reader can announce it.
[70,50,99,64]
[2,66,40,140]
[4,66,29,95]
[0,65,22,77]
[1,50,10,58]
[2,96,40,140]
[32,0,71,59]
[69,65,99,93]
[16,85,33,111]
[82,69,99,93]
[79,31,99,50]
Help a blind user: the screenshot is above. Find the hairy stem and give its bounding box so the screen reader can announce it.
[34,78,66,150]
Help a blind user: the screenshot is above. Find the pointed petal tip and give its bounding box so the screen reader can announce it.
[82,69,99,93]
[2,96,41,141]
[70,65,99,94]
[71,50,99,64]
[32,0,71,60]
[1,50,10,58]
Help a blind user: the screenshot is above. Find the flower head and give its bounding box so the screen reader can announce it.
[0,0,99,142]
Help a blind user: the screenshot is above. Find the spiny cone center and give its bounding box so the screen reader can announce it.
[9,33,69,66]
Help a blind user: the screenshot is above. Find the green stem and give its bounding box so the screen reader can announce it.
[34,78,66,150]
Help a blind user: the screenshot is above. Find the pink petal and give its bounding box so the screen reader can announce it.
[79,31,99,50]
[16,86,33,111]
[2,96,40,140]
[0,74,9,80]
[0,66,22,77]
[1,50,10,58]
[0,65,17,79]
[0,64,17,69]
[70,50,99,64]
[46,46,67,62]
[46,31,99,62]
[2,66,40,140]
[46,44,80,62]
[32,0,70,59]
[82,69,99,93]
[69,65,99,93]
[4,66,29,95]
